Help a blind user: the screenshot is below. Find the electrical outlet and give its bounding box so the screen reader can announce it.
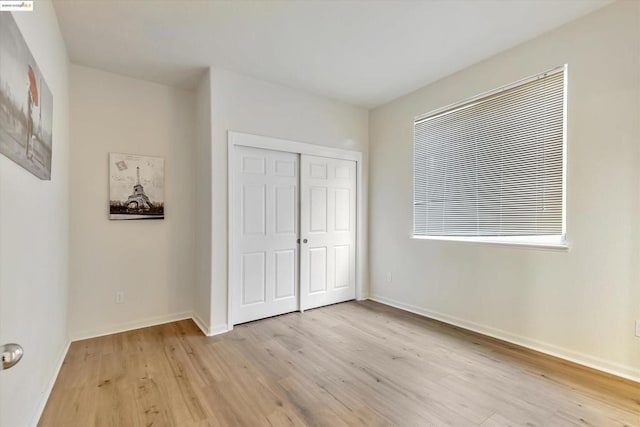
[636,320,640,337]
[386,272,392,283]
[116,291,125,304]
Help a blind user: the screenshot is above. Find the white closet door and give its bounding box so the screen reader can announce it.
[300,155,356,310]
[232,146,299,324]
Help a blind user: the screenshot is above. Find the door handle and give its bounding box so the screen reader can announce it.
[303,239,308,244]
[1,343,23,371]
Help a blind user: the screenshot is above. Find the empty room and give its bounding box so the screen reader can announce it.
[0,0,639,425]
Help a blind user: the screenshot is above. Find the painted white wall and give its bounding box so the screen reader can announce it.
[369,0,640,380]
[68,65,197,339]
[204,67,369,331]
[194,70,213,332]
[0,3,70,426]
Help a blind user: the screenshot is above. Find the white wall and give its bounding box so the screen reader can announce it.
[194,70,212,331]
[369,0,640,380]
[203,67,369,331]
[68,65,197,339]
[0,2,70,426]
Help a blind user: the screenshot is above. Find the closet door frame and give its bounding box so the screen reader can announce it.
[228,131,365,330]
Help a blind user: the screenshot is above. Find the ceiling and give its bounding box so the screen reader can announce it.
[52,0,610,108]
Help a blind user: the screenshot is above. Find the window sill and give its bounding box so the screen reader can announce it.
[410,235,569,251]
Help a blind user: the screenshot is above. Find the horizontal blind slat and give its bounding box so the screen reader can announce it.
[413,68,565,238]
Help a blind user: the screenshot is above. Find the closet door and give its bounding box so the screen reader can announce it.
[231,146,299,324]
[300,155,356,310]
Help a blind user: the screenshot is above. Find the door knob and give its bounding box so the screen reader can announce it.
[303,239,308,243]
[1,343,23,370]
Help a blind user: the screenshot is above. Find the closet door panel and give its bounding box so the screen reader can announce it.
[232,146,299,325]
[300,155,356,310]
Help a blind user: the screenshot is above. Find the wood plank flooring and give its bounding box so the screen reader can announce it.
[39,301,640,426]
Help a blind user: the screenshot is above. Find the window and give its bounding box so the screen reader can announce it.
[413,66,566,247]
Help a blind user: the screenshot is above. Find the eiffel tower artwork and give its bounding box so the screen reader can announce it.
[126,166,152,212]
[109,153,164,220]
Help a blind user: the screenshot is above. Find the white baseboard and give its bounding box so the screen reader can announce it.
[70,311,193,341]
[31,338,71,427]
[369,295,640,383]
[191,312,212,335]
[209,323,230,336]
[191,312,230,337]
[71,311,231,341]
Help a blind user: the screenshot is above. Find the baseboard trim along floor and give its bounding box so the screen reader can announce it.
[369,295,640,384]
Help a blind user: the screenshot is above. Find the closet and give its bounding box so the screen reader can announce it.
[229,133,359,325]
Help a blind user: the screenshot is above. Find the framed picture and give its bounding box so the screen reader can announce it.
[109,153,164,220]
[0,13,54,180]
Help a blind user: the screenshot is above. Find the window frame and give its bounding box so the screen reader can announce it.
[411,65,568,250]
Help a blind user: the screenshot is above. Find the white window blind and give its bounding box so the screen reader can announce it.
[413,66,566,239]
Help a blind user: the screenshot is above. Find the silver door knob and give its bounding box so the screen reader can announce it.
[1,343,23,370]
[303,239,308,243]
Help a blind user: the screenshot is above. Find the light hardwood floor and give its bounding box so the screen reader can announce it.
[39,301,640,426]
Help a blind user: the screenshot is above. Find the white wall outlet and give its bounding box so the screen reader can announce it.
[386,272,392,283]
[636,320,640,337]
[116,291,125,304]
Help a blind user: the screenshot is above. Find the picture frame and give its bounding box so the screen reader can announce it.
[109,153,164,220]
[0,13,54,180]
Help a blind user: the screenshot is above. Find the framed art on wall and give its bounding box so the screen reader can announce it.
[0,13,54,180]
[109,153,164,220]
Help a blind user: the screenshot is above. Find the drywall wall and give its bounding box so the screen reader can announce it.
[369,0,640,379]
[68,65,197,339]
[203,67,369,331]
[0,2,70,426]
[194,70,213,332]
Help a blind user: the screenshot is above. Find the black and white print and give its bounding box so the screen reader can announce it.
[109,153,164,220]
